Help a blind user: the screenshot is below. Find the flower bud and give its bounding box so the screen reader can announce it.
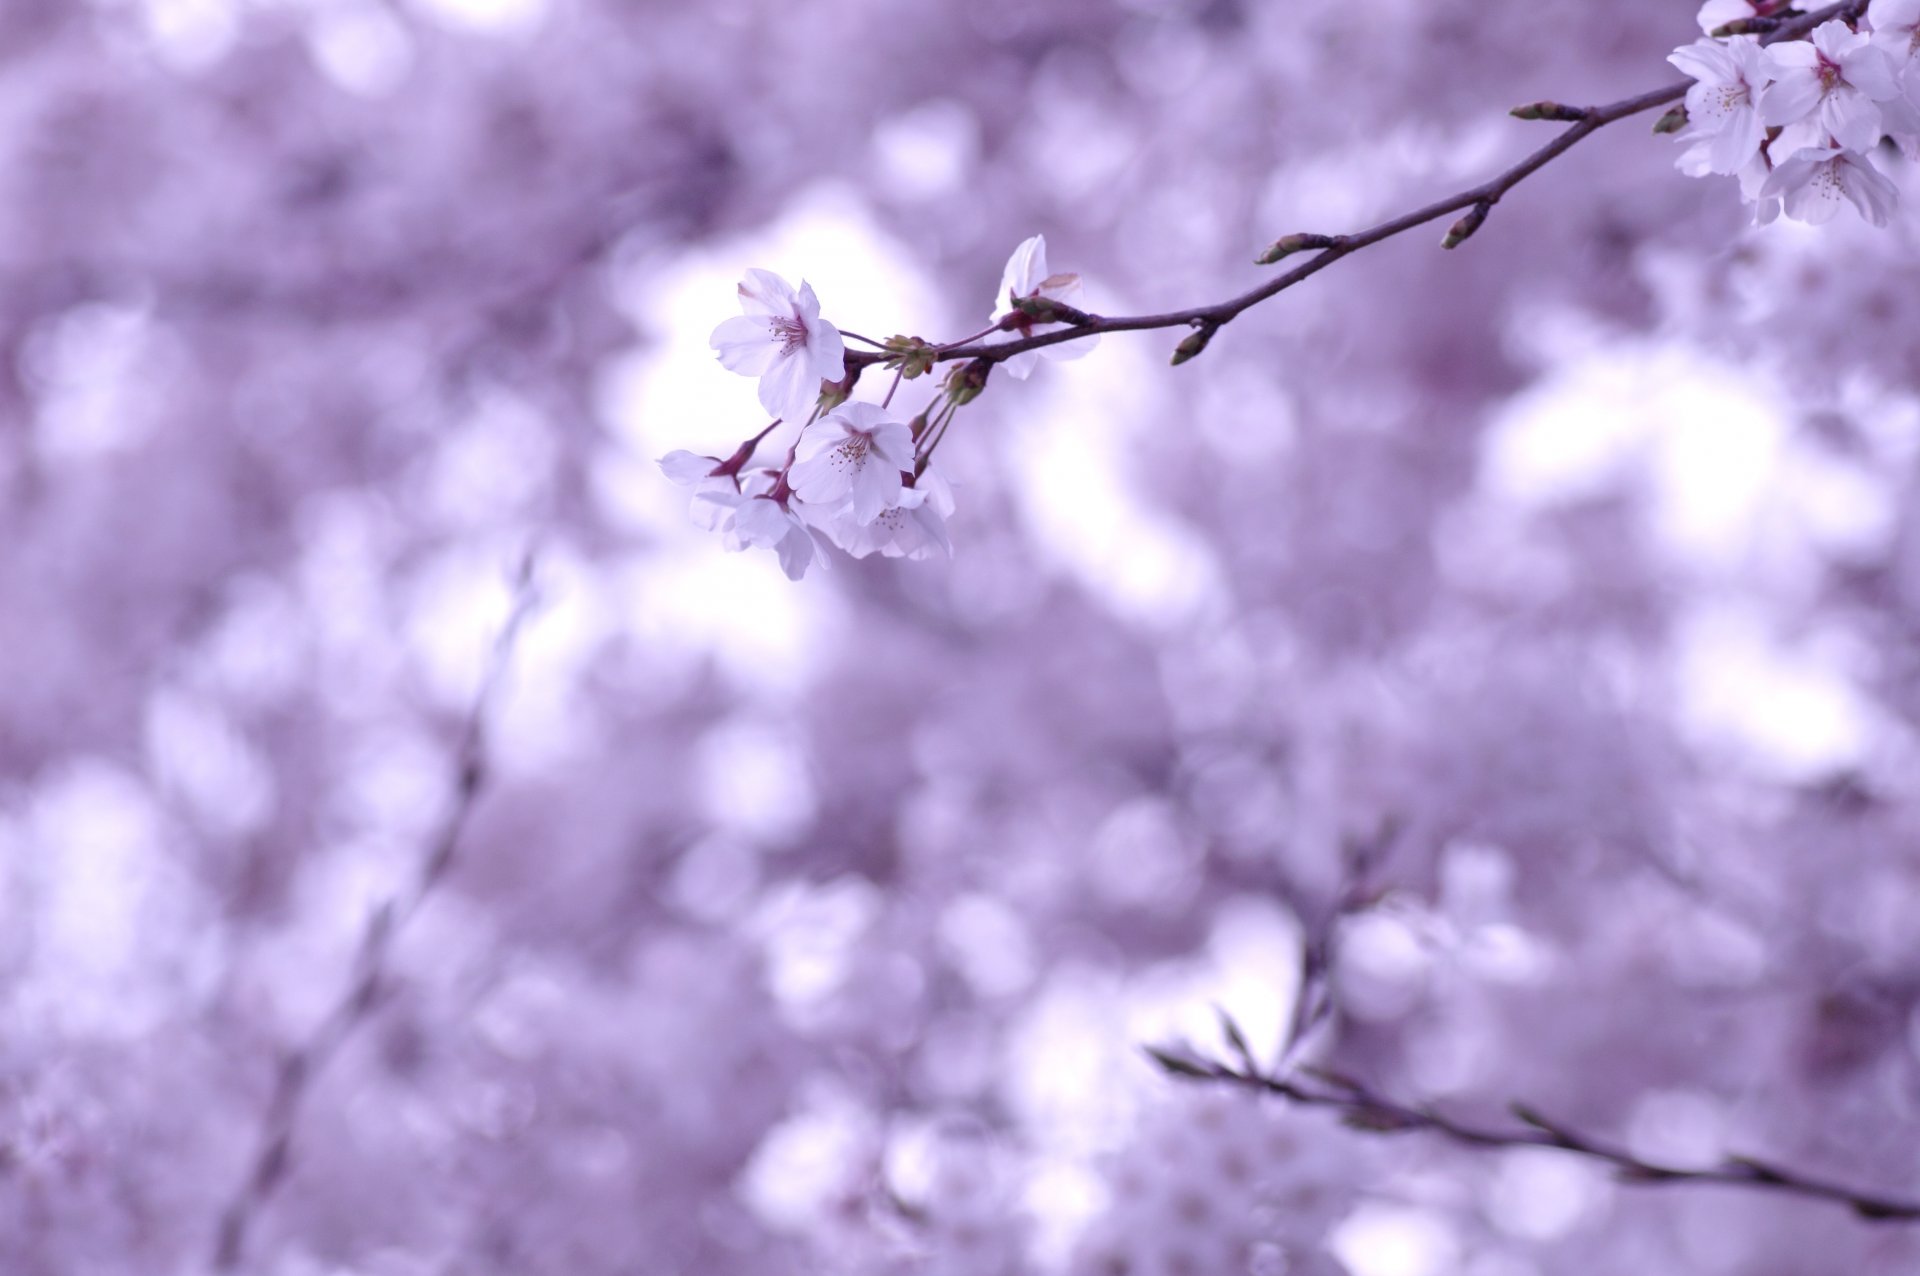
[1509,101,1588,123]
[1651,106,1689,135]
[945,358,991,406]
[1012,294,1095,327]
[1256,232,1339,265]
[815,376,853,413]
[884,334,937,379]
[1170,324,1217,366]
[1440,203,1488,250]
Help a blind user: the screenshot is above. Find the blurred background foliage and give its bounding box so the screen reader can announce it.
[6,0,1920,1272]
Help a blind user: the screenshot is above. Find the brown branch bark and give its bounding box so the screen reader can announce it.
[847,1,1866,374]
[1147,1040,1920,1223]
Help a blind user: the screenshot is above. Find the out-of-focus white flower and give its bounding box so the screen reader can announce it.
[788,403,915,525]
[1697,0,1789,34]
[710,269,847,423]
[986,234,1097,381]
[1867,0,1920,143]
[1760,21,1900,153]
[1669,37,1772,175]
[806,483,951,560]
[1760,145,1900,225]
[659,449,739,531]
[1870,0,1920,58]
[699,484,826,581]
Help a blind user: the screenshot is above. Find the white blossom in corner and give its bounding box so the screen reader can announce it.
[1669,37,1772,175]
[987,234,1098,381]
[1760,20,1901,153]
[709,269,847,423]
[1867,0,1920,144]
[1760,145,1900,225]
[1696,0,1790,35]
[1870,0,1920,63]
[788,402,915,525]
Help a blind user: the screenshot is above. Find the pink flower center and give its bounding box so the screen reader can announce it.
[1816,53,1843,93]
[770,314,808,355]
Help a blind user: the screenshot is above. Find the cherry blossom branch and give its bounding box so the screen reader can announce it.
[1146,1036,1920,1223]
[211,556,543,1270]
[845,0,1864,375]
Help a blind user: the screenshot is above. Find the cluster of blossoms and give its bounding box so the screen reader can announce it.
[661,237,1090,579]
[1669,0,1920,224]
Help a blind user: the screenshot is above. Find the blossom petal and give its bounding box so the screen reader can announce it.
[1043,332,1099,363]
[737,268,798,318]
[1669,39,1738,82]
[757,352,822,422]
[1824,90,1887,150]
[1707,109,1765,173]
[659,450,720,483]
[1840,153,1900,223]
[1871,0,1920,30]
[773,521,817,580]
[869,420,916,469]
[790,450,855,506]
[850,458,902,525]
[1759,71,1822,126]
[1842,45,1902,99]
[992,235,1047,320]
[795,418,851,462]
[711,315,780,375]
[805,319,847,384]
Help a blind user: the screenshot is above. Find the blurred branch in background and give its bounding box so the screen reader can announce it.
[212,555,542,1271]
[1150,999,1920,1224]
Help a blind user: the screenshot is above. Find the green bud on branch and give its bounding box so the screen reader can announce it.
[945,357,991,406]
[1256,232,1340,265]
[1509,101,1589,123]
[1170,322,1219,366]
[1011,294,1098,327]
[1440,202,1489,250]
[882,334,938,379]
[1652,106,1689,135]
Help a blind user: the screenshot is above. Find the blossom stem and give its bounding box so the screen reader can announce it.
[838,328,888,348]
[935,323,1001,353]
[719,419,783,473]
[913,399,960,476]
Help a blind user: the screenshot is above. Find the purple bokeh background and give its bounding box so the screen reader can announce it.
[6,0,1920,1272]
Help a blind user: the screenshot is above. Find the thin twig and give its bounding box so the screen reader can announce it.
[212,555,543,1270]
[1146,1039,1920,1223]
[844,2,1864,374]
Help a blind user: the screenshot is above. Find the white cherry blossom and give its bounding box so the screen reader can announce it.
[1759,145,1900,225]
[1760,20,1900,153]
[788,402,915,525]
[709,269,847,423]
[986,234,1098,381]
[1867,0,1920,143]
[1870,0,1920,61]
[699,483,826,581]
[659,449,740,531]
[1669,36,1772,175]
[805,483,951,560]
